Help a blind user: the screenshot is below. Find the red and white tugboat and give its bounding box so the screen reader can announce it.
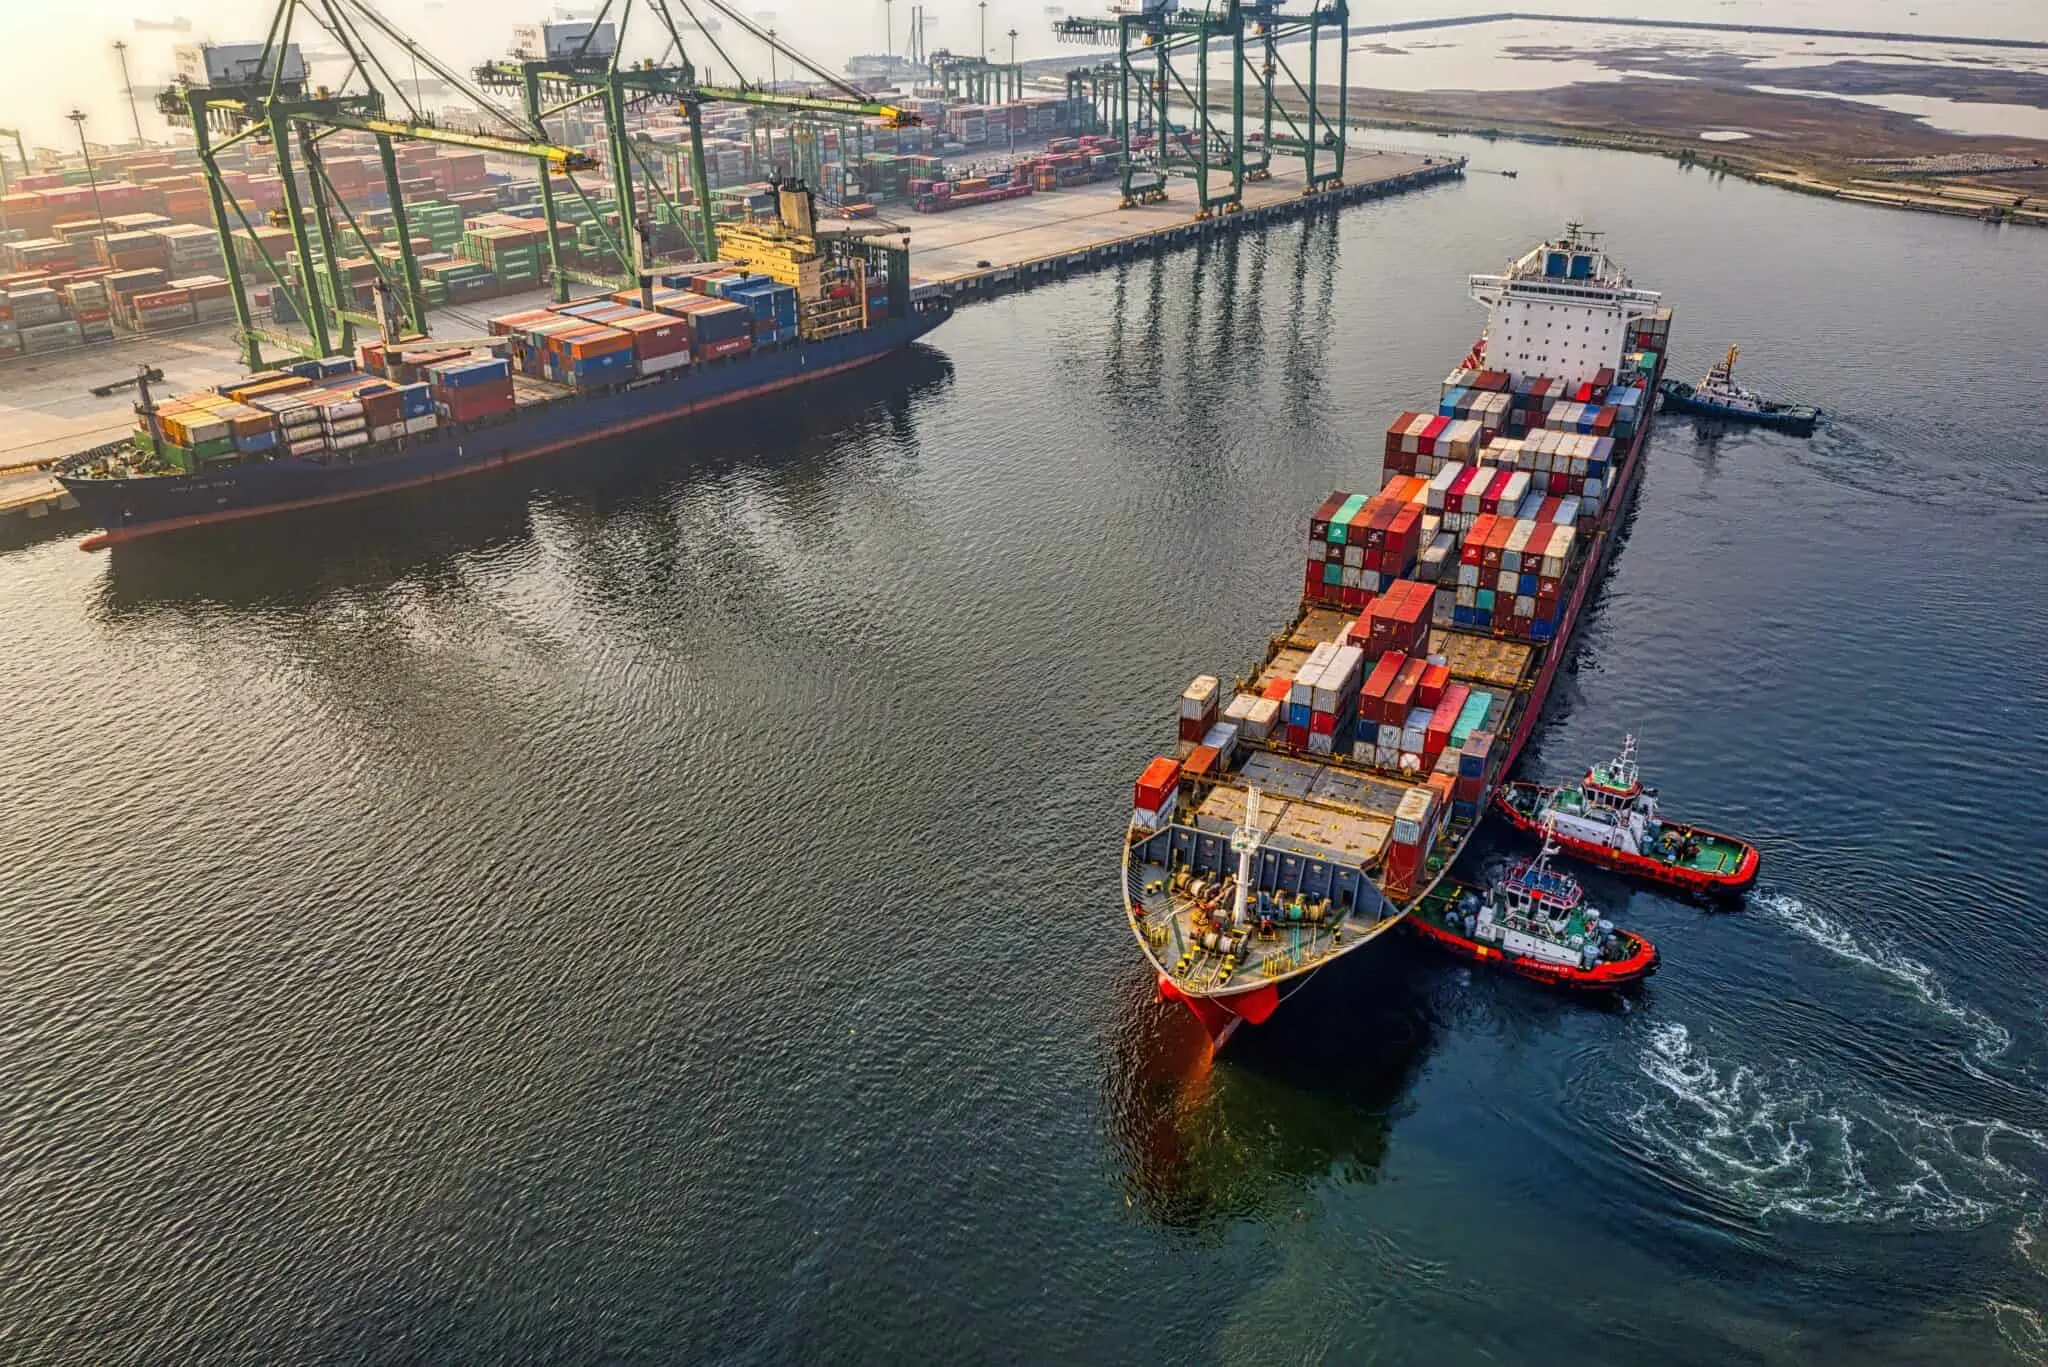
[1495,736,1760,897]
[1407,823,1659,990]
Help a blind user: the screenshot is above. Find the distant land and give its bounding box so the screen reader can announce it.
[1331,41,2048,227]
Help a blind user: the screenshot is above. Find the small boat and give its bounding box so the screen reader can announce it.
[1495,735,1760,897]
[1658,344,1820,435]
[1407,829,1659,990]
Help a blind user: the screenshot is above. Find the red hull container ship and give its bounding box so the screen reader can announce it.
[1121,227,1675,1043]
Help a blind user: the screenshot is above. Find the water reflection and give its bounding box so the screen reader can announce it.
[89,348,955,619]
[1105,955,1436,1234]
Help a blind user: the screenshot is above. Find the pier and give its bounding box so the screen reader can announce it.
[895,152,1463,297]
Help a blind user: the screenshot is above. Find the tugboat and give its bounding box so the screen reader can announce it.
[1658,344,1820,435]
[1495,736,1760,897]
[1407,823,1659,990]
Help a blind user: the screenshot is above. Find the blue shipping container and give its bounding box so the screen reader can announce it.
[435,358,511,389]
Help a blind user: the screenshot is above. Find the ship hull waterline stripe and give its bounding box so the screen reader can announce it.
[78,347,904,551]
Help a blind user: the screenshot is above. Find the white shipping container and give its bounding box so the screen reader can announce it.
[1377,723,1401,749]
[1307,732,1334,755]
[404,415,439,434]
[1456,585,1477,608]
[1375,743,1398,768]
[1202,722,1239,759]
[639,350,690,375]
[1244,698,1280,742]
[1131,803,1172,832]
[1179,674,1220,719]
[1514,595,1536,618]
[370,423,405,442]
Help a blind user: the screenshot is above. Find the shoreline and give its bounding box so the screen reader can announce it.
[1339,103,2048,228]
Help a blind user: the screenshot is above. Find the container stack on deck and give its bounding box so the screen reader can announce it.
[1150,343,1659,865]
[130,355,445,474]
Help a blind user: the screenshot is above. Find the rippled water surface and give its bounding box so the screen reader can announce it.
[3,140,2045,1364]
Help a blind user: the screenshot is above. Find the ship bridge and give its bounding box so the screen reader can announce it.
[1469,227,1662,387]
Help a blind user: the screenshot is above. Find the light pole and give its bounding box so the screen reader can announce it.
[66,110,110,246]
[978,1,988,61]
[1007,30,1018,148]
[884,0,893,58]
[112,41,144,144]
[767,28,778,175]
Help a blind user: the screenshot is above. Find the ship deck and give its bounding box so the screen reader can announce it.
[1126,841,1405,996]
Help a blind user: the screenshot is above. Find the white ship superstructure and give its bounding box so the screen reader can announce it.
[1469,225,1662,387]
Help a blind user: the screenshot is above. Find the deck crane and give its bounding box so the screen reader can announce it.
[471,0,923,304]
[1053,0,1350,214]
[157,0,602,370]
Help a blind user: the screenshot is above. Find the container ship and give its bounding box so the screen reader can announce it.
[57,184,950,548]
[1123,226,1673,1043]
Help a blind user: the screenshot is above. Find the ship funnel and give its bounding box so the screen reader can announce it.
[776,178,817,240]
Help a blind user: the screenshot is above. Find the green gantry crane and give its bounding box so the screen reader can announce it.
[1054,0,1351,216]
[472,0,921,303]
[157,0,600,370]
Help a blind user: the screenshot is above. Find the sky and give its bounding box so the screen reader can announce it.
[3,0,2042,150]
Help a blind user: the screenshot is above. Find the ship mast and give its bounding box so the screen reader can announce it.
[1229,786,1271,930]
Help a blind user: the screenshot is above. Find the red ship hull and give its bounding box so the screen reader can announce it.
[1493,783,1760,897]
[1404,913,1659,990]
[1156,974,1281,1046]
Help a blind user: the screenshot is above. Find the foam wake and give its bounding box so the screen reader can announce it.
[1755,891,2013,1066]
[1626,1021,2048,1227]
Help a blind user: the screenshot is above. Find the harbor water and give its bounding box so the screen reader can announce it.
[2,134,2045,1364]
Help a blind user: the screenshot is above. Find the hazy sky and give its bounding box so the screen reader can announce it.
[6,0,2042,149]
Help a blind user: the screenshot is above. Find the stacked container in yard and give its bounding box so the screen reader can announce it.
[168,275,235,325]
[154,223,225,277]
[126,286,196,332]
[62,279,113,342]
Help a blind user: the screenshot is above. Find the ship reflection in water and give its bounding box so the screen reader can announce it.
[1105,954,1436,1232]
[90,347,954,616]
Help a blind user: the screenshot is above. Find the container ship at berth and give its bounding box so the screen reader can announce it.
[57,184,950,548]
[1124,226,1672,1043]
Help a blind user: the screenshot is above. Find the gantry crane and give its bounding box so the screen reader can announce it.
[158,0,919,368]
[471,0,921,302]
[1054,0,1350,216]
[157,0,601,368]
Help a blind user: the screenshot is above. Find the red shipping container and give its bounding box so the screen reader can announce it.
[1418,661,1451,709]
[1360,651,1404,724]
[1309,491,1346,540]
[442,384,515,424]
[1261,677,1292,703]
[1135,757,1181,811]
[1386,656,1426,718]
[1303,563,1323,599]
[1178,716,1208,744]
[1427,683,1469,753]
[1284,725,1308,749]
[1310,711,1336,737]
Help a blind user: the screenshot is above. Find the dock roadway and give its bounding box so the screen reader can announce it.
[875,148,1462,293]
